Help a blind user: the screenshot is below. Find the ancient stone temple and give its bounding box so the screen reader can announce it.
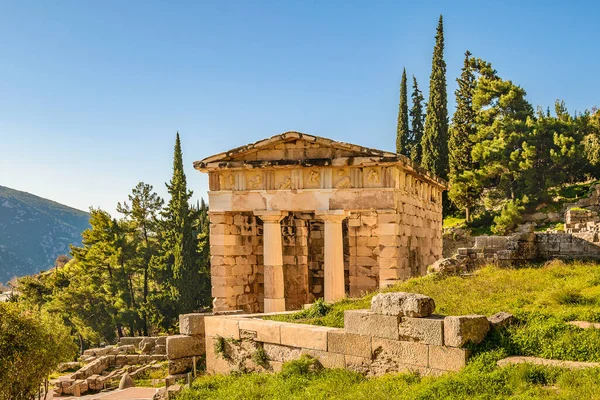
[194,132,447,313]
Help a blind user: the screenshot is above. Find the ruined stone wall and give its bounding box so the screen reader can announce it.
[203,293,488,377]
[307,219,325,302]
[210,212,263,313]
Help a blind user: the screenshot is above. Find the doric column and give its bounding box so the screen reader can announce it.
[315,210,348,302]
[254,211,288,313]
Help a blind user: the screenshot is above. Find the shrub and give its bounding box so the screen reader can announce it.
[492,200,525,235]
[0,302,76,400]
[280,355,322,378]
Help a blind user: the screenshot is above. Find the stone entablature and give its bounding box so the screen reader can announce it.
[195,132,447,313]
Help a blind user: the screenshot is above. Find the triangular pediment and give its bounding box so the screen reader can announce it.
[195,131,396,166]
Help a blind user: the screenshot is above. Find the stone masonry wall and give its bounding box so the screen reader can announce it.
[281,213,309,310]
[210,212,263,313]
[203,293,489,377]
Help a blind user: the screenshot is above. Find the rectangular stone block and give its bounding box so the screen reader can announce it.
[179,313,210,335]
[327,330,371,359]
[204,316,241,340]
[205,336,234,375]
[371,337,428,367]
[166,335,205,360]
[398,315,444,345]
[428,345,469,371]
[238,318,282,344]
[280,323,334,351]
[263,343,302,362]
[344,309,400,340]
[302,349,345,368]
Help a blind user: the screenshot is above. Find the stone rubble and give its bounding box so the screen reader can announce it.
[370,292,436,317]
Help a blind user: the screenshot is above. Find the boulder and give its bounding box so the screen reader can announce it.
[428,257,466,275]
[118,373,135,389]
[487,312,514,330]
[166,335,205,360]
[370,292,435,317]
[444,315,490,347]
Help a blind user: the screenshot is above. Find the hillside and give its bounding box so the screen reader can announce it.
[0,185,90,282]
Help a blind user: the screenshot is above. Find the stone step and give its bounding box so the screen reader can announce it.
[497,356,600,370]
[568,320,600,329]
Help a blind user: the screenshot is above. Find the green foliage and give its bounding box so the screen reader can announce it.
[396,68,409,156]
[491,200,525,235]
[409,76,425,164]
[178,347,600,399]
[0,302,76,400]
[421,15,449,179]
[214,336,227,359]
[252,345,269,368]
[281,355,322,378]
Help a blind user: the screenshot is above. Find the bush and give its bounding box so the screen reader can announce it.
[492,200,525,235]
[0,302,76,400]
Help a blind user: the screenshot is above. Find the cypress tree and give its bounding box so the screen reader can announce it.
[396,68,409,156]
[421,15,449,179]
[449,50,476,179]
[409,76,425,164]
[162,132,198,315]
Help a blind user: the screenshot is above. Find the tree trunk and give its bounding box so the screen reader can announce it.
[466,207,471,223]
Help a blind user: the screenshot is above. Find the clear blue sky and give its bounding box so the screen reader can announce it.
[1,0,598,215]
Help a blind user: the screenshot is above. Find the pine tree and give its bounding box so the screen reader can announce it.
[449,50,476,178]
[409,76,425,164]
[396,68,409,156]
[421,15,449,179]
[158,133,199,317]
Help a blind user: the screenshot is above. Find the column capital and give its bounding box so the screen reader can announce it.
[254,210,288,223]
[315,210,348,223]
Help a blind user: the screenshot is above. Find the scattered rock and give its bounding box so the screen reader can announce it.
[498,356,600,370]
[487,312,514,330]
[444,315,490,347]
[370,292,435,317]
[428,257,466,275]
[118,373,135,389]
[568,320,600,329]
[57,361,80,372]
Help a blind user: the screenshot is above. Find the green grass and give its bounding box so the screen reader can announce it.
[268,261,600,362]
[177,352,600,400]
[132,362,169,387]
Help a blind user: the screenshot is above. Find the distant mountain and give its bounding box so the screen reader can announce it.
[0,185,90,282]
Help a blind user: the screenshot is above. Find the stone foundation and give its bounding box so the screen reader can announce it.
[203,293,492,377]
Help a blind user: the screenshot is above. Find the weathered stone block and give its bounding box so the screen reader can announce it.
[280,323,333,351]
[398,315,444,345]
[238,318,282,344]
[444,315,490,347]
[169,357,193,375]
[302,349,345,368]
[263,343,302,362]
[204,316,241,339]
[371,337,428,367]
[166,335,205,360]
[487,312,514,330]
[327,330,371,359]
[371,292,435,317]
[428,345,470,371]
[344,309,400,340]
[180,313,210,335]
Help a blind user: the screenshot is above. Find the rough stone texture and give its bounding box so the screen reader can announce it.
[371,337,429,368]
[428,345,470,371]
[180,313,210,335]
[568,320,600,329]
[168,357,194,375]
[371,292,435,317]
[444,315,490,348]
[488,312,514,330]
[327,330,372,359]
[166,335,205,360]
[118,373,134,390]
[398,315,444,345]
[428,257,467,275]
[238,318,283,344]
[344,309,400,340]
[204,316,241,339]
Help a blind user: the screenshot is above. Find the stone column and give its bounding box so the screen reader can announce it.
[315,211,348,302]
[254,211,288,313]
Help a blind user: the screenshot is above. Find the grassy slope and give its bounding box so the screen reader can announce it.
[179,261,600,399]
